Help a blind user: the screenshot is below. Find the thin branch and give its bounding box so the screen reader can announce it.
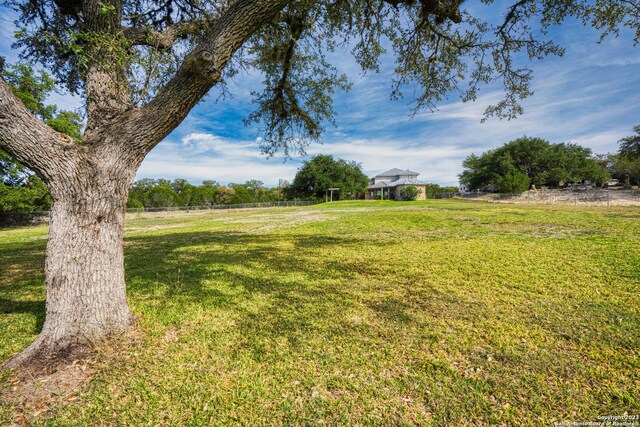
[497,0,532,35]
[127,0,292,154]
[124,17,212,50]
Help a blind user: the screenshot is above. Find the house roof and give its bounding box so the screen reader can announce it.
[375,168,420,177]
[367,178,426,189]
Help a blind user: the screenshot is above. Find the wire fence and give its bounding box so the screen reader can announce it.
[0,200,321,227]
[2,190,638,228]
[128,200,320,213]
[370,189,639,205]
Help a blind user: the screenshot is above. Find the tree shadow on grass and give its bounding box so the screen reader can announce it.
[3,226,637,368]
[0,239,46,288]
[123,230,379,359]
[0,298,45,333]
[0,239,47,337]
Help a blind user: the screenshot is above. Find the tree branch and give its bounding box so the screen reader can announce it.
[124,18,212,50]
[126,0,292,153]
[0,79,74,182]
[497,0,532,36]
[382,0,463,23]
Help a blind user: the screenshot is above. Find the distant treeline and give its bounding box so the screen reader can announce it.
[126,177,460,209]
[127,179,292,209]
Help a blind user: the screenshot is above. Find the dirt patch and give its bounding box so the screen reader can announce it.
[25,235,48,241]
[209,210,334,232]
[1,355,95,426]
[467,190,640,206]
[391,206,438,212]
[125,223,189,233]
[1,329,143,425]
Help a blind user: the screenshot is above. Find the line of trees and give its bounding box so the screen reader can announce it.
[126,178,289,208]
[459,137,611,193]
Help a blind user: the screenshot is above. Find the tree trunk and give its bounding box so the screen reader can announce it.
[3,152,136,370]
[0,0,293,371]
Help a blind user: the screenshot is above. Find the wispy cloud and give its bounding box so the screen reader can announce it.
[138,132,302,186]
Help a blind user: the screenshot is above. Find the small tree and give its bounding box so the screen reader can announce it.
[401,185,420,201]
[289,155,369,200]
[615,125,640,188]
[145,185,180,207]
[612,154,640,188]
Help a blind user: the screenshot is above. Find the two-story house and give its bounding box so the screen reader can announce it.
[365,168,427,200]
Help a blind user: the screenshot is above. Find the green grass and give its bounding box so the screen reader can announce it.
[1,200,639,425]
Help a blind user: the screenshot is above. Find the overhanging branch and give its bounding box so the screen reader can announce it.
[382,0,463,23]
[0,79,74,182]
[128,0,292,154]
[497,0,533,36]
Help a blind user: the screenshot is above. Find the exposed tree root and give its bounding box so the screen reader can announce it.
[2,315,138,374]
[1,325,142,425]
[1,348,96,426]
[2,337,92,376]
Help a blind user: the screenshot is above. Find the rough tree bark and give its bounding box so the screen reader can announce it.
[2,145,138,370]
[0,0,292,371]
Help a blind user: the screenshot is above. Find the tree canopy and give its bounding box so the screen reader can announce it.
[606,125,640,187]
[5,0,639,154]
[459,137,610,191]
[618,125,640,160]
[289,154,369,200]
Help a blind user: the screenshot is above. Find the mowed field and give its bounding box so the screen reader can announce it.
[1,200,639,426]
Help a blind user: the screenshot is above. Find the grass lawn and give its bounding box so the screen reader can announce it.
[1,200,639,425]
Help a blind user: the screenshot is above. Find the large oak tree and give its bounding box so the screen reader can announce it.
[0,0,638,369]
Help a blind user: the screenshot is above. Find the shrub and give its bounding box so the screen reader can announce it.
[496,171,531,194]
[127,198,144,209]
[401,185,420,201]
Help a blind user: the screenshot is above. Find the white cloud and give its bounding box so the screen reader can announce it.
[139,132,302,186]
[180,132,257,157]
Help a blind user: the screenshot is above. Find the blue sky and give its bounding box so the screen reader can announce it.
[1,4,639,187]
